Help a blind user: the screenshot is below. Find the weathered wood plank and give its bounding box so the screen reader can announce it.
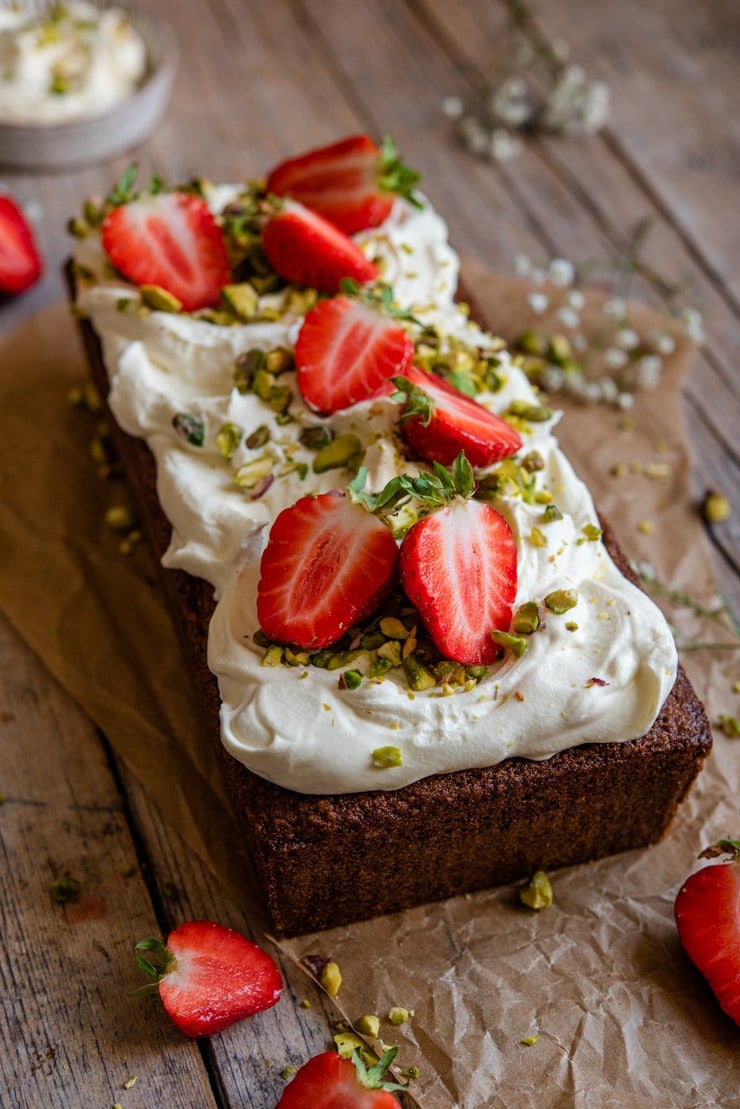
[116,755,342,1108]
[0,614,218,1108]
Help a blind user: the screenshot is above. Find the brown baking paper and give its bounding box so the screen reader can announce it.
[0,274,737,1106]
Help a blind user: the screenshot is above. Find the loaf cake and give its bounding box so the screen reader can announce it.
[70,137,712,936]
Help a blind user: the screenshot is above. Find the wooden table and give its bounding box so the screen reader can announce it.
[2,1,738,1106]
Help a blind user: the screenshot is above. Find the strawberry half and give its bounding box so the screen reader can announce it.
[394,366,522,468]
[277,1047,409,1108]
[295,294,414,414]
[674,839,740,1025]
[134,920,283,1037]
[400,497,517,665]
[0,194,43,295]
[257,491,399,649]
[262,200,379,293]
[266,133,421,235]
[101,192,231,311]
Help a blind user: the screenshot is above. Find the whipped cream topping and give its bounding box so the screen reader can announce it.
[0,2,146,125]
[76,191,678,794]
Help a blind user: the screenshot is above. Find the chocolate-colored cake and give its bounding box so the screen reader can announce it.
[74,299,712,938]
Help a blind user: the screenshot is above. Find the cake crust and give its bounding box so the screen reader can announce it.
[73,273,712,937]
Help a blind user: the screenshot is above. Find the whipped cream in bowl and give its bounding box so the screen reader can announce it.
[0,1,176,169]
[75,187,678,796]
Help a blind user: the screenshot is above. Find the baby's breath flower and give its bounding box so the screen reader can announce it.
[514,253,532,278]
[615,327,640,351]
[681,306,705,343]
[603,296,627,319]
[604,348,629,369]
[548,258,575,287]
[635,354,662,389]
[528,291,549,314]
[556,306,580,329]
[443,95,464,119]
[489,128,522,162]
[650,330,676,355]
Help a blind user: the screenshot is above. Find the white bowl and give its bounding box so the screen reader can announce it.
[0,4,177,171]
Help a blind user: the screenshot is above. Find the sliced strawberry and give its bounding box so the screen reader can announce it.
[101,192,231,311]
[134,920,283,1037]
[277,1048,407,1108]
[295,295,414,414]
[257,491,399,649]
[395,366,522,468]
[0,195,43,295]
[262,200,379,293]
[400,498,517,665]
[674,840,740,1025]
[266,133,420,235]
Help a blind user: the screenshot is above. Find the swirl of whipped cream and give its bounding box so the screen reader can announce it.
[76,193,677,795]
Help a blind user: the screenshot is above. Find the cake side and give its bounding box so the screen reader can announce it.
[73,284,712,937]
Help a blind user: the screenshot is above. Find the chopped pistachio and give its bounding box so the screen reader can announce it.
[172,412,205,447]
[312,433,363,474]
[300,425,333,451]
[333,1032,375,1066]
[580,523,603,542]
[530,526,547,548]
[400,1066,421,1079]
[320,961,342,997]
[122,1076,137,1091]
[372,746,403,768]
[281,1064,299,1079]
[234,348,267,393]
[379,616,409,640]
[221,282,259,320]
[544,589,578,614]
[50,875,81,903]
[67,216,89,239]
[513,601,540,635]
[542,503,563,522]
[508,398,554,422]
[565,621,579,632]
[717,714,740,738]
[519,870,552,910]
[245,423,270,450]
[703,491,731,524]
[518,329,550,357]
[266,346,294,375]
[377,640,402,666]
[340,669,363,690]
[388,1006,414,1025]
[490,630,528,657]
[104,505,135,533]
[403,654,435,690]
[216,422,243,459]
[521,1034,540,1047]
[261,645,284,667]
[140,285,183,313]
[521,450,545,473]
[234,455,273,490]
[298,999,312,1010]
[370,657,394,679]
[355,1014,381,1038]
